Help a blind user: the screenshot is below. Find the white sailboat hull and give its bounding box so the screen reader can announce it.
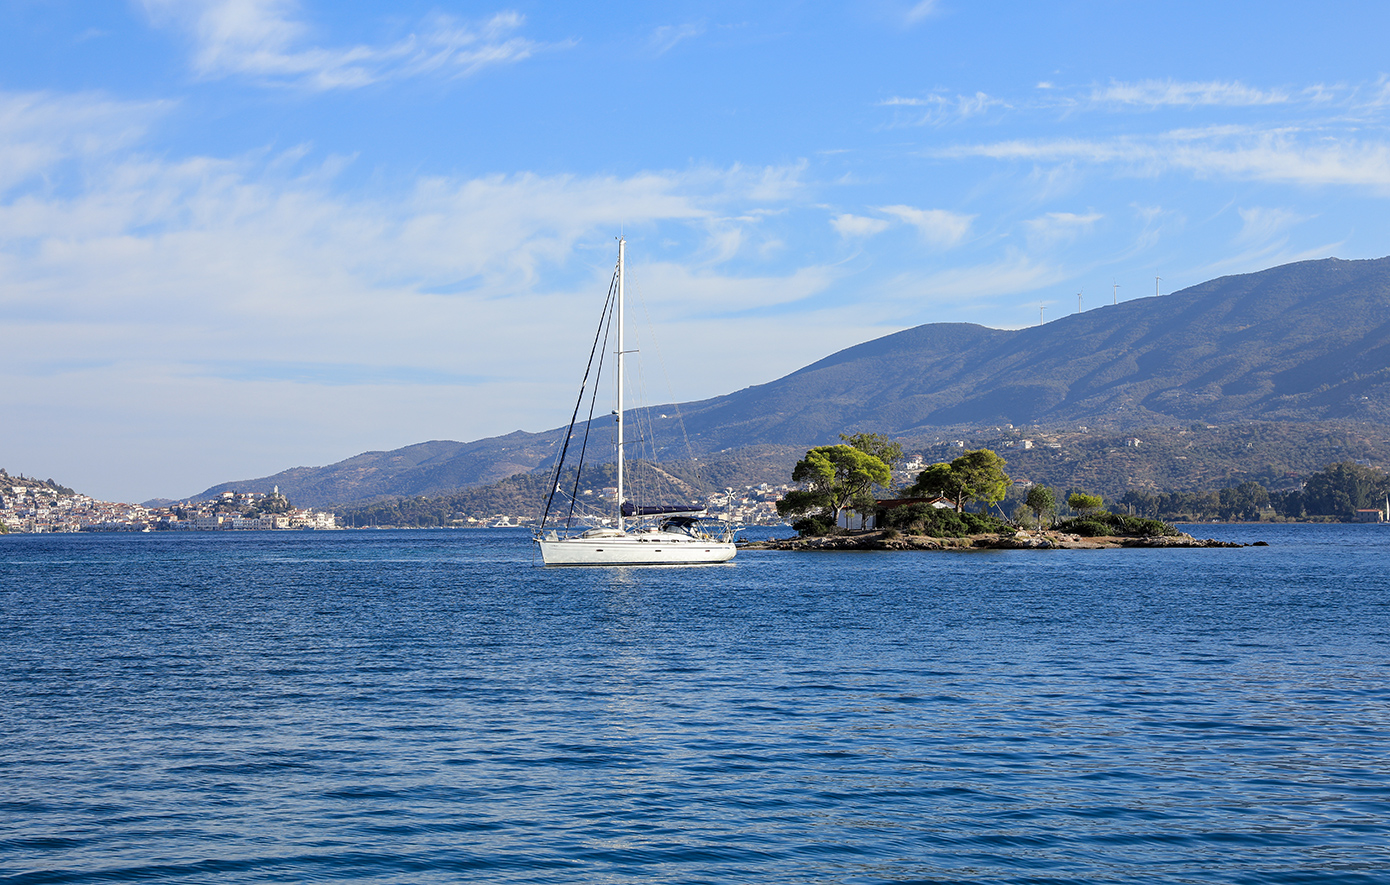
[538,531,736,566]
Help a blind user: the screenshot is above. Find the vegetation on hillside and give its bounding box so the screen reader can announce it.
[916,422,1390,502]
[244,488,291,516]
[0,469,76,496]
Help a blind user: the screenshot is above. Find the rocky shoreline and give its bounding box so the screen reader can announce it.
[742,528,1258,551]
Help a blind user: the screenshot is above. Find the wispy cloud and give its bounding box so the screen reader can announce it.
[878,205,974,247]
[903,0,941,25]
[139,0,553,89]
[631,261,834,314]
[1189,240,1347,284]
[831,213,890,238]
[886,77,1361,126]
[1234,206,1309,247]
[936,127,1390,188]
[0,88,824,389]
[880,91,1007,125]
[0,92,847,495]
[0,91,170,193]
[1088,79,1294,109]
[649,22,706,54]
[878,253,1063,304]
[1022,211,1103,249]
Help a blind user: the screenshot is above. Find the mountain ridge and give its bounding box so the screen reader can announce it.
[190,255,1390,507]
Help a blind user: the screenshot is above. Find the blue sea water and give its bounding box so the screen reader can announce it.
[2,524,1388,884]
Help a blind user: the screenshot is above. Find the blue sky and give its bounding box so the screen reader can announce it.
[4,1,1390,502]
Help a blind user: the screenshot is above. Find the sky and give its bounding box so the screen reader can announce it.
[4,1,1390,503]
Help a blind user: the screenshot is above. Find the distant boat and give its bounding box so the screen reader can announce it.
[533,238,737,566]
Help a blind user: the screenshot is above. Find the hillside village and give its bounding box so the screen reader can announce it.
[0,471,338,534]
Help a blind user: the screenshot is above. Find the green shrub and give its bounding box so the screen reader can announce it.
[1064,519,1111,537]
[880,504,1010,537]
[1054,511,1179,538]
[792,514,834,537]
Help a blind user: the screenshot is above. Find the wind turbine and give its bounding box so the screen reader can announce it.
[1039,304,1046,325]
[1077,290,1083,313]
[1155,275,1162,298]
[1113,281,1120,305]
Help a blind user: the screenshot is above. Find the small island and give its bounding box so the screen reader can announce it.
[746,528,1250,552]
[757,437,1258,551]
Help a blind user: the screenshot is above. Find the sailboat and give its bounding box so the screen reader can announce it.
[534,237,738,566]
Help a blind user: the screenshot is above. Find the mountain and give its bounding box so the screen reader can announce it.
[196,256,1390,506]
[671,255,1390,445]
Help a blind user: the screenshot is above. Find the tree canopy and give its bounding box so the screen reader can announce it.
[776,444,892,530]
[906,448,1010,512]
[840,432,904,476]
[1067,491,1104,515]
[1300,460,1390,517]
[1025,485,1056,526]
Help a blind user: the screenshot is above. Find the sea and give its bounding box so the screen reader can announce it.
[2,524,1387,884]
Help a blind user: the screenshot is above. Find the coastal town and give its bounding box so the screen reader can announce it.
[0,468,797,534]
[0,472,338,534]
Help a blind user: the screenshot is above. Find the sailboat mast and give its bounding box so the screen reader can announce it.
[616,237,625,533]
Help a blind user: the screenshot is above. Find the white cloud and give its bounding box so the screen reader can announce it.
[831,213,890,238]
[878,205,974,248]
[0,90,846,497]
[139,0,551,89]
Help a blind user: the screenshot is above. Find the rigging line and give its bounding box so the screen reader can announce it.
[627,330,652,511]
[539,264,619,531]
[564,265,619,529]
[629,269,705,495]
[629,325,669,511]
[542,275,615,530]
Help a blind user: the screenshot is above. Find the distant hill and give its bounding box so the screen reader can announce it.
[195,433,559,506]
[196,255,1390,506]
